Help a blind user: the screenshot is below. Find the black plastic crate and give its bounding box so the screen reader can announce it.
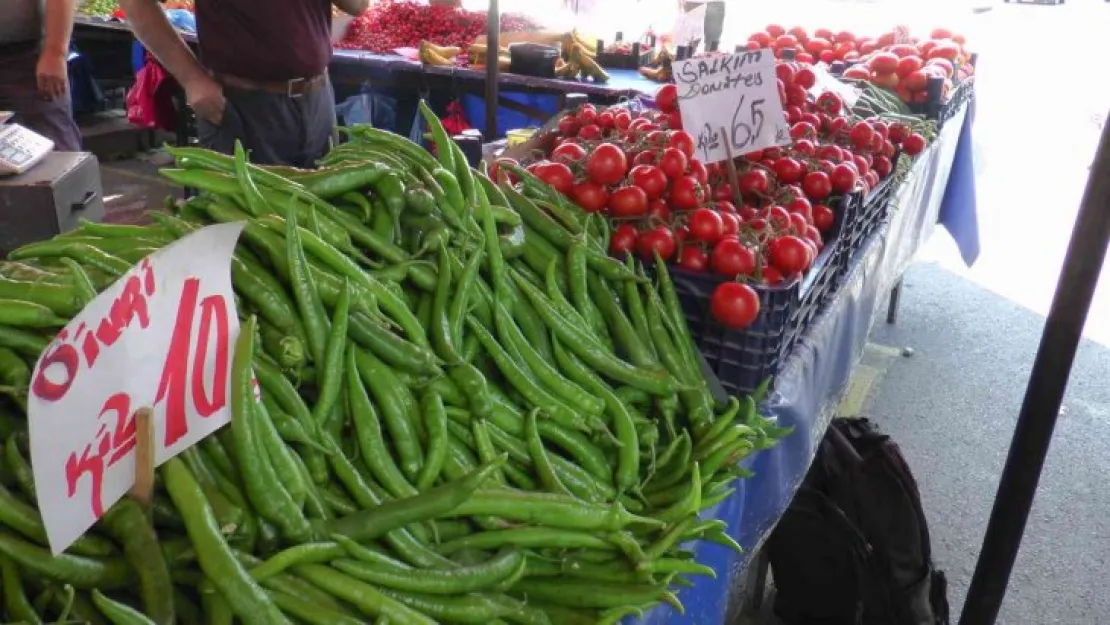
[843,164,898,263]
[663,192,862,396]
[909,75,974,130]
[594,37,654,69]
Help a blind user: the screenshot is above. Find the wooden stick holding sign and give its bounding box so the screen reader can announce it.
[721,126,743,208]
[127,407,155,507]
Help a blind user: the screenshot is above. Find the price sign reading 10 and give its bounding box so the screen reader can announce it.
[673,49,792,164]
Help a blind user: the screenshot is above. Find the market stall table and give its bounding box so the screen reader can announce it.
[632,102,978,624]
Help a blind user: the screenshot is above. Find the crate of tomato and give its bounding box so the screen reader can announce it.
[594,34,655,69]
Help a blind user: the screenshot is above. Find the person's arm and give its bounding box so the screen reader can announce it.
[36,0,79,99]
[118,0,225,123]
[332,0,370,16]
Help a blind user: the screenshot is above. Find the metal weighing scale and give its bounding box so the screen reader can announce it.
[0,112,105,257]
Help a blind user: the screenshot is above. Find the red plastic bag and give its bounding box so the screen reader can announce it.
[126,57,179,132]
[442,100,472,135]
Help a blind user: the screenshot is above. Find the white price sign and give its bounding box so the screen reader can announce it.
[674,49,791,164]
[28,223,244,554]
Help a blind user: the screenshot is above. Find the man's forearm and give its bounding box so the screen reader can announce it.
[332,0,370,16]
[118,0,209,87]
[42,0,78,57]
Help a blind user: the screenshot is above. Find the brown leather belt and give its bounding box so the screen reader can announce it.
[214,72,327,97]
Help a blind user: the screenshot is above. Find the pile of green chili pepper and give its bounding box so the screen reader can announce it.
[0,102,791,625]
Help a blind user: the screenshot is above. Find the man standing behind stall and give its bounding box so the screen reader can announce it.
[0,0,83,151]
[119,0,370,167]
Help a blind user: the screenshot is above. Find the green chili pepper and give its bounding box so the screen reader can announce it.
[294,565,436,624]
[0,275,78,317]
[163,457,290,625]
[91,589,157,625]
[284,204,331,366]
[419,100,456,173]
[328,457,503,542]
[1,552,42,625]
[416,389,449,491]
[353,347,425,481]
[293,161,391,199]
[312,279,351,429]
[0,531,132,589]
[334,547,523,596]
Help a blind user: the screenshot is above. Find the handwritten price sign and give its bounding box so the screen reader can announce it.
[673,49,791,164]
[28,223,244,554]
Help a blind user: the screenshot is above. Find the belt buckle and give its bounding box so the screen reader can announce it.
[287,77,305,98]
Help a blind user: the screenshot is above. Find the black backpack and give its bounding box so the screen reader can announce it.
[766,417,950,625]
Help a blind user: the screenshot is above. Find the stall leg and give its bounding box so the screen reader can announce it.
[745,547,771,610]
[886,278,904,324]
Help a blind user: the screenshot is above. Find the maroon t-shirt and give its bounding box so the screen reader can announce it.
[195,0,332,82]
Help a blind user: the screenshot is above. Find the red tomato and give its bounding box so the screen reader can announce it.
[632,150,657,166]
[668,131,696,159]
[903,70,930,92]
[849,121,875,151]
[557,115,580,136]
[488,158,519,185]
[677,246,709,272]
[902,133,927,156]
[689,208,725,243]
[715,200,737,214]
[720,212,741,236]
[655,83,679,113]
[710,282,761,329]
[766,24,786,37]
[531,161,575,195]
[630,164,668,199]
[896,56,924,78]
[802,171,832,201]
[637,225,677,261]
[830,163,859,194]
[775,63,797,85]
[614,111,632,130]
[784,83,808,107]
[586,143,628,185]
[647,198,672,222]
[577,105,597,125]
[793,138,816,157]
[666,110,683,130]
[787,197,813,222]
[762,265,785,285]
[826,116,849,138]
[670,175,704,210]
[788,212,809,235]
[552,142,587,164]
[812,203,835,232]
[790,121,817,141]
[712,238,757,277]
[775,34,798,49]
[658,147,689,179]
[578,124,602,140]
[868,52,899,74]
[815,92,843,116]
[571,181,609,213]
[713,182,734,202]
[765,205,791,231]
[608,186,649,218]
[610,223,638,256]
[688,159,708,184]
[750,32,773,47]
[774,157,804,185]
[596,110,615,129]
[738,169,771,199]
[769,235,811,274]
[873,155,893,178]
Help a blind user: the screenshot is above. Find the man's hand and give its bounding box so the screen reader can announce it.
[36,48,69,100]
[185,74,226,126]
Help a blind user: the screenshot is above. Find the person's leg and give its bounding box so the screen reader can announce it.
[0,47,82,151]
[199,87,303,166]
[704,2,725,51]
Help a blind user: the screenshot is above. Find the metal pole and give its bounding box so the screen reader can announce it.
[484,0,500,140]
[960,112,1110,625]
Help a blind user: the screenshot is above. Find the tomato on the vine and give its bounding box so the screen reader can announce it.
[658,147,688,179]
[614,111,632,130]
[769,235,812,274]
[655,83,679,113]
[630,164,668,199]
[637,225,677,261]
[738,169,771,199]
[689,208,725,243]
[596,110,615,129]
[711,282,761,329]
[669,175,704,210]
[789,212,809,235]
[488,158,519,185]
[610,224,638,256]
[720,212,741,237]
[647,198,672,222]
[677,246,709,272]
[557,116,580,136]
[787,197,813,222]
[571,181,609,213]
[608,186,649,218]
[586,143,628,185]
[849,121,875,151]
[830,163,859,194]
[812,203,835,233]
[802,171,832,201]
[762,265,785,285]
[552,142,586,164]
[817,93,843,117]
[688,159,708,184]
[531,162,575,195]
[668,131,696,159]
[712,238,757,277]
[765,205,791,231]
[774,157,805,184]
[578,124,602,140]
[902,133,927,156]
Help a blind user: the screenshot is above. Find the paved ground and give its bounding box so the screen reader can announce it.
[87,2,1110,622]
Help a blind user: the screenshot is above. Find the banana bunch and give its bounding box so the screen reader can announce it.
[639,45,674,82]
[554,41,609,83]
[468,43,511,71]
[419,41,462,67]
